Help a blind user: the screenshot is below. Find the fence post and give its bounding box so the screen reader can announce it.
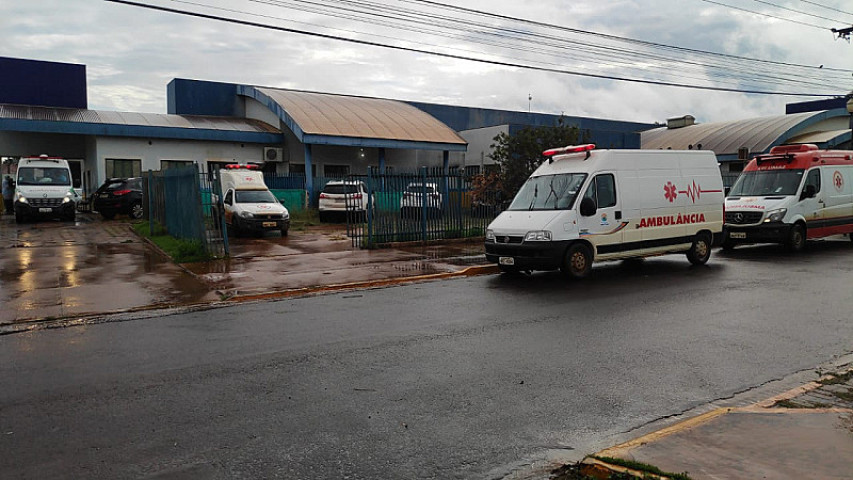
[366,168,374,249]
[420,167,428,242]
[148,169,154,237]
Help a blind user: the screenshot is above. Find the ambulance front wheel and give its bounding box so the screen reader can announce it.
[687,232,712,265]
[785,224,806,252]
[562,243,592,279]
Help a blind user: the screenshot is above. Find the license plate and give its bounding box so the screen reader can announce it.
[499,257,515,266]
[729,232,746,239]
[262,221,277,228]
[39,208,52,213]
[100,193,110,198]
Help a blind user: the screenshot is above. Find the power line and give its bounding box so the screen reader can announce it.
[104,0,847,97]
[697,0,835,29]
[800,0,853,18]
[749,0,849,24]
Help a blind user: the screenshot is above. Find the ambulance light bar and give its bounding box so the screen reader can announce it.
[224,163,260,170]
[542,144,596,157]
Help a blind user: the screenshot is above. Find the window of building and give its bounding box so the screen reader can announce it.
[105,158,141,178]
[161,160,194,171]
[290,164,316,177]
[324,164,350,177]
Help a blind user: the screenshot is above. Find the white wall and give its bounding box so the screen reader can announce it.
[459,125,506,170]
[92,137,265,183]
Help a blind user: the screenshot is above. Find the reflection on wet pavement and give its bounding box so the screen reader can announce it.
[1,215,488,325]
[0,213,217,324]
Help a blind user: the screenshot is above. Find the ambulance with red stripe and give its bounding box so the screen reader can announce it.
[485,144,724,279]
[723,144,853,251]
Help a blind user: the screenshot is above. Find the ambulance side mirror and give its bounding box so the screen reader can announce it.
[580,197,597,217]
[801,184,816,200]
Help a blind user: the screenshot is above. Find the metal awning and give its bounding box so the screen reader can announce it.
[0,104,283,143]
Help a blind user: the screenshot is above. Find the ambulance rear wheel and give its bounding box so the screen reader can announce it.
[687,232,712,265]
[562,243,592,279]
[785,224,806,252]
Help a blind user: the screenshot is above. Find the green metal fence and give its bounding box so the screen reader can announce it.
[147,165,228,258]
[346,169,502,248]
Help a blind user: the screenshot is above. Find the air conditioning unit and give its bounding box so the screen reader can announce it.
[264,147,284,162]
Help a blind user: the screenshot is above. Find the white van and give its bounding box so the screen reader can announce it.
[723,144,853,251]
[485,144,724,278]
[215,164,290,236]
[14,155,80,223]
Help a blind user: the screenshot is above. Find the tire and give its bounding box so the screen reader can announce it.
[687,232,712,265]
[561,243,593,279]
[100,211,116,220]
[130,202,144,220]
[785,224,806,252]
[64,211,76,222]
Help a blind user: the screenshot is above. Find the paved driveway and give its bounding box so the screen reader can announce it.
[0,213,215,325]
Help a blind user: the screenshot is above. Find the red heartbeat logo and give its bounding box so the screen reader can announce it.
[664,180,722,203]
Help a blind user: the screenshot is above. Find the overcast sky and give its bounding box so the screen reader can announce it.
[3,0,852,124]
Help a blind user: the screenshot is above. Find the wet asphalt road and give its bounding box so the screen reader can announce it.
[2,240,853,479]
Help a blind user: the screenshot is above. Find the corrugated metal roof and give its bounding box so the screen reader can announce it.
[256,87,467,145]
[641,111,829,155]
[0,104,280,133]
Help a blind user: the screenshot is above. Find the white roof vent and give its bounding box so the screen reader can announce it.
[666,115,695,129]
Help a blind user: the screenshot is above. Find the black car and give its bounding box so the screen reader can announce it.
[93,177,144,220]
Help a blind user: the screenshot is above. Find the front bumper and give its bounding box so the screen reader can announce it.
[235,216,290,232]
[724,223,792,245]
[484,240,571,271]
[15,201,75,218]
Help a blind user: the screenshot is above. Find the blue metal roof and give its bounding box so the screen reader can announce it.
[0,104,283,143]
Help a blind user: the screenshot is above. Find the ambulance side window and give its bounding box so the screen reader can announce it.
[804,169,820,193]
[224,190,233,206]
[587,174,616,208]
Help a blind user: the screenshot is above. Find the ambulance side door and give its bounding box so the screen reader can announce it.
[800,168,823,229]
[577,173,623,250]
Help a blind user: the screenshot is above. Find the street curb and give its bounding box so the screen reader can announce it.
[221,264,500,303]
[580,361,853,479]
[0,263,499,335]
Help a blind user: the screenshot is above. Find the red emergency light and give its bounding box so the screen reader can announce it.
[223,163,260,170]
[542,144,596,157]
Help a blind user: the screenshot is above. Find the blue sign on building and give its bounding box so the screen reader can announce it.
[0,57,87,109]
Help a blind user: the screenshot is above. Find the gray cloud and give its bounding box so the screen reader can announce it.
[2,0,851,123]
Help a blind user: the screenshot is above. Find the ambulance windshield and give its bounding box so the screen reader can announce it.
[508,173,587,211]
[728,170,804,197]
[235,190,278,204]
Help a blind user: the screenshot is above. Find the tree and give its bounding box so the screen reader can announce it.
[489,118,586,198]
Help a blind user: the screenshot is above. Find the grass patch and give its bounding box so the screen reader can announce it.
[289,209,320,231]
[132,222,211,263]
[591,456,693,480]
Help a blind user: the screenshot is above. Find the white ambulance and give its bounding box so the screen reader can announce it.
[14,155,80,223]
[485,144,724,278]
[215,164,290,236]
[723,144,853,251]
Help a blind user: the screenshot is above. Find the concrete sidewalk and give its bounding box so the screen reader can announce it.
[571,360,853,480]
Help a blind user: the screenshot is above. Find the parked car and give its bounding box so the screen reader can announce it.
[400,182,443,218]
[93,177,144,220]
[318,180,372,222]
